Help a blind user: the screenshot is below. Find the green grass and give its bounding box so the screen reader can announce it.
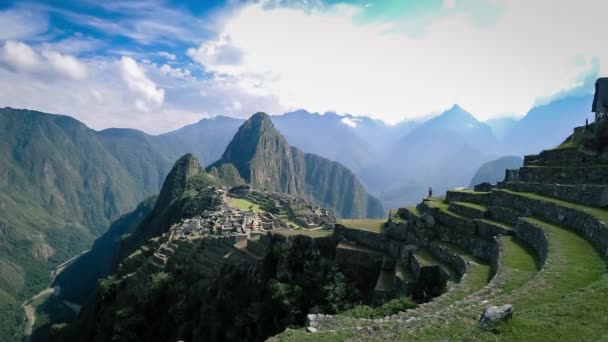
[478,218,514,231]
[226,197,263,213]
[338,219,386,233]
[375,216,607,341]
[498,235,538,292]
[552,139,580,151]
[413,249,441,267]
[448,189,491,195]
[452,201,487,211]
[270,229,333,238]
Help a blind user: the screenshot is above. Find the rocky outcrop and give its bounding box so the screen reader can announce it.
[479,304,514,326]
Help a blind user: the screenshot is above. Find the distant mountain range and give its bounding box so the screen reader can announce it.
[0,93,595,337]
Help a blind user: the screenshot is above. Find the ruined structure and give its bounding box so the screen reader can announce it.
[593,77,608,122]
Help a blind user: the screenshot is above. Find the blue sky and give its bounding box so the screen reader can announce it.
[0,0,605,133]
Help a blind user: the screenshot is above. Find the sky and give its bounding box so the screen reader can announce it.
[0,0,606,134]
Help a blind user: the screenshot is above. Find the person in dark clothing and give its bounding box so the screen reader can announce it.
[428,187,433,198]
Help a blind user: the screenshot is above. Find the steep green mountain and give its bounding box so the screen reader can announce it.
[209,112,385,218]
[0,108,178,340]
[468,156,523,188]
[33,155,224,339]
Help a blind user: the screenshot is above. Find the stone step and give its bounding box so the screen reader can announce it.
[523,149,605,167]
[475,218,515,238]
[411,248,453,283]
[497,181,608,208]
[449,202,488,219]
[201,246,227,260]
[435,207,477,236]
[492,189,608,258]
[428,241,470,280]
[191,259,216,277]
[246,239,269,257]
[194,253,217,269]
[506,165,608,185]
[396,206,422,220]
[486,205,523,225]
[445,190,492,205]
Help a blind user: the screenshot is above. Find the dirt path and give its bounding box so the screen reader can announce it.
[22,287,57,341]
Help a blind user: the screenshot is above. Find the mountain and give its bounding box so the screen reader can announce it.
[485,117,518,141]
[209,112,385,218]
[372,105,500,207]
[504,95,595,155]
[468,156,523,188]
[271,110,378,172]
[160,115,244,166]
[0,108,181,340]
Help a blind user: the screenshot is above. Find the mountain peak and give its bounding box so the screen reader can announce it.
[450,104,462,111]
[156,153,203,210]
[209,112,288,184]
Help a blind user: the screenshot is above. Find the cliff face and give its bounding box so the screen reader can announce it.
[210,113,385,219]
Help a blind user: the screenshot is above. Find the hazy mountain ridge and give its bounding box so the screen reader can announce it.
[468,156,524,188]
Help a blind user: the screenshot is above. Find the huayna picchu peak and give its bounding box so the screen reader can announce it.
[209,112,385,219]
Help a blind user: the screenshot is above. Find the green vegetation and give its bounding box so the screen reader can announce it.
[226,197,263,213]
[341,297,416,319]
[338,219,386,233]
[498,235,538,292]
[74,237,364,342]
[377,217,607,341]
[271,229,333,238]
[453,201,486,211]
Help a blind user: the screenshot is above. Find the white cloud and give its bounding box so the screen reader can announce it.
[156,51,177,61]
[188,0,608,122]
[0,8,48,40]
[118,56,165,110]
[0,40,88,80]
[159,64,191,79]
[40,50,88,80]
[187,34,244,75]
[341,117,359,128]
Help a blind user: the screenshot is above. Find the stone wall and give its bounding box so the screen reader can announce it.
[334,224,387,251]
[524,149,604,167]
[446,191,492,205]
[515,218,548,266]
[436,211,476,236]
[492,190,608,260]
[498,181,608,208]
[508,166,608,185]
[428,242,468,277]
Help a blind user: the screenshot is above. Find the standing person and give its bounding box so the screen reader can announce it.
[428,187,433,198]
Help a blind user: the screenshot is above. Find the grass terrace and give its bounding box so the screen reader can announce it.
[338,219,386,233]
[270,228,333,238]
[498,189,608,222]
[226,197,263,213]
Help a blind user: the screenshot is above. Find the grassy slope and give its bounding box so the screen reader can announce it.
[338,219,386,233]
